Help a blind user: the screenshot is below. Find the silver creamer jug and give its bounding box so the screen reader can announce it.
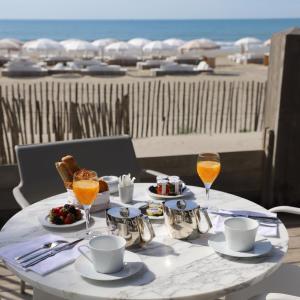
[163,199,212,240]
[106,207,155,248]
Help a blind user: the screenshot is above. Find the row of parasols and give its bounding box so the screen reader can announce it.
[0,37,269,57]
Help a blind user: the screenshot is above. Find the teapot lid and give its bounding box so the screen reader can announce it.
[164,199,199,211]
[107,207,141,219]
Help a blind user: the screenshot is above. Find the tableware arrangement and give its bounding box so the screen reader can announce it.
[106,207,155,248]
[55,155,110,212]
[164,199,212,239]
[209,216,273,258]
[224,217,259,251]
[39,209,86,229]
[75,250,143,281]
[15,240,67,261]
[78,235,126,273]
[147,175,191,200]
[197,152,221,209]
[22,238,83,268]
[208,233,273,258]
[118,174,135,204]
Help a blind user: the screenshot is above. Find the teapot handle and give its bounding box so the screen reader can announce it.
[141,215,156,244]
[196,208,213,233]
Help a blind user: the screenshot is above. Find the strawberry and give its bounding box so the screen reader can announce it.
[51,207,61,217]
[64,213,75,224]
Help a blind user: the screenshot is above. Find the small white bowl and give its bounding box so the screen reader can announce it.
[100,176,119,194]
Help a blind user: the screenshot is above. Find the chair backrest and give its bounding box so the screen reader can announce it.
[15,136,141,205]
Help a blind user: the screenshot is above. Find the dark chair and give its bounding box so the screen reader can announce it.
[13,136,142,208]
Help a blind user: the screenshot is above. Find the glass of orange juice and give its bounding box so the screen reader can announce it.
[73,170,99,237]
[197,153,221,209]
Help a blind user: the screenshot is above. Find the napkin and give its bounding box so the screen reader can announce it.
[210,210,279,237]
[209,208,277,219]
[0,234,82,276]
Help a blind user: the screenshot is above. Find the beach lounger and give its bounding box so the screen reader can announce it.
[137,59,166,70]
[2,69,48,77]
[44,56,73,66]
[151,62,212,76]
[82,64,127,76]
[2,58,48,77]
[106,56,139,67]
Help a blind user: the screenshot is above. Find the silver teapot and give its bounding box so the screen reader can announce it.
[163,199,212,240]
[106,207,155,248]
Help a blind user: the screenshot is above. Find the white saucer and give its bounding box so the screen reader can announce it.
[39,210,86,229]
[75,251,143,281]
[208,232,273,258]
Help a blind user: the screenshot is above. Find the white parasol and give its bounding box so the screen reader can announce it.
[62,40,97,57]
[180,39,220,52]
[105,42,135,57]
[143,41,174,57]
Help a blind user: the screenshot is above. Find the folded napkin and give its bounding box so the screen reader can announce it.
[0,234,82,276]
[209,209,277,219]
[210,210,279,237]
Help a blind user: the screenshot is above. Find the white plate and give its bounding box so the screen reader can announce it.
[75,251,143,281]
[39,209,86,229]
[208,232,273,258]
[147,183,191,200]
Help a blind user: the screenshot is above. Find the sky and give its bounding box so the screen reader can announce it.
[0,0,300,20]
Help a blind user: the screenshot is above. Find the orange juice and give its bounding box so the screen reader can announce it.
[197,161,221,185]
[73,180,99,206]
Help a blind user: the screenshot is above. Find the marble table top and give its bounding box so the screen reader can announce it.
[0,183,289,300]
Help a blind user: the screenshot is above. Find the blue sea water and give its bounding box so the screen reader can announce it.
[0,19,299,42]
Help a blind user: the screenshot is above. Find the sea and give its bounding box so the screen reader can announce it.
[0,19,299,43]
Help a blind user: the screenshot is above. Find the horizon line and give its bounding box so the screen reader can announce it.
[0,17,299,21]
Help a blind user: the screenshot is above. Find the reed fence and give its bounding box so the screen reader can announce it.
[0,79,266,165]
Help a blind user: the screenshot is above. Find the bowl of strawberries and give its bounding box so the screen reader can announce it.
[39,204,86,228]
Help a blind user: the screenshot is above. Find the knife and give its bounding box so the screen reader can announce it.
[21,238,83,268]
[19,242,68,264]
[209,211,279,222]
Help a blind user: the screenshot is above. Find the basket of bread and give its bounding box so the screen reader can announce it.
[55,155,110,212]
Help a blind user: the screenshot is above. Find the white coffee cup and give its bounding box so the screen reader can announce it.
[224,217,259,252]
[118,184,134,204]
[78,235,126,274]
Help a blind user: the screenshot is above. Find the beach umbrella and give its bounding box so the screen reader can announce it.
[180,39,220,53]
[235,37,262,47]
[0,39,21,52]
[105,41,135,57]
[128,38,151,57]
[92,38,118,58]
[264,39,271,47]
[235,37,262,53]
[23,39,64,56]
[143,41,173,57]
[62,39,97,57]
[128,38,151,48]
[164,38,185,49]
[92,38,118,49]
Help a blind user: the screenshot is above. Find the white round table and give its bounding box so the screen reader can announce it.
[0,184,289,300]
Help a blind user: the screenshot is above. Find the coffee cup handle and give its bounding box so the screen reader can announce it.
[78,245,93,263]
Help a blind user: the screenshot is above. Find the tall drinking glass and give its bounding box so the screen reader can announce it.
[197,153,221,209]
[73,170,99,238]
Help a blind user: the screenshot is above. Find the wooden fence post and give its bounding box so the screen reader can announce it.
[262,27,300,207]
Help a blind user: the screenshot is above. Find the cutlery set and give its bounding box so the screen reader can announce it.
[15,238,83,268]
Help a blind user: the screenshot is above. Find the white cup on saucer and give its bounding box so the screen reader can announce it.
[224,217,259,252]
[78,235,126,274]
